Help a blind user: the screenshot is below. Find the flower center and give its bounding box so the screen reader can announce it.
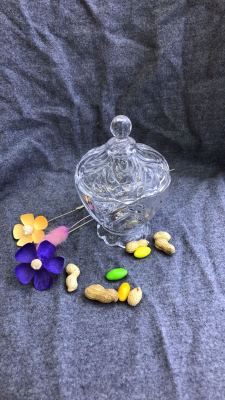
[23,224,33,235]
[31,259,42,270]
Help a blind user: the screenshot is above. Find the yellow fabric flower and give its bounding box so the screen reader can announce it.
[13,214,48,247]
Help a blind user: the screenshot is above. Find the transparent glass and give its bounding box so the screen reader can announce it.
[75,115,171,247]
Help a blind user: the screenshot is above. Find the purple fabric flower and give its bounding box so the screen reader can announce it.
[15,240,64,291]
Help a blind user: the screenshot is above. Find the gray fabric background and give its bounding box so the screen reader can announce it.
[1,1,225,399]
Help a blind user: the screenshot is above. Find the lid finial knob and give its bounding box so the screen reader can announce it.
[110,115,132,139]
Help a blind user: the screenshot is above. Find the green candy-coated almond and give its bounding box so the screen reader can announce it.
[105,268,128,281]
[134,246,151,259]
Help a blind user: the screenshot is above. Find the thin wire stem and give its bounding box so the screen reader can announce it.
[68,215,91,230]
[48,205,84,223]
[68,218,93,234]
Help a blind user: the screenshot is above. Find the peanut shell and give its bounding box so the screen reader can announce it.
[66,263,80,277]
[153,231,171,241]
[127,287,142,306]
[125,239,149,253]
[66,274,78,292]
[154,238,175,255]
[85,284,118,303]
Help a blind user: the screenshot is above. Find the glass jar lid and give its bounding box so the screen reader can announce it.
[75,115,171,204]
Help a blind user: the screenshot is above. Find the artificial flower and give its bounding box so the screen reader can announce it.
[13,213,48,246]
[15,240,64,291]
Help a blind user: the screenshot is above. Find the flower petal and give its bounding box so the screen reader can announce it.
[33,269,53,291]
[34,216,48,230]
[13,224,24,239]
[20,213,34,226]
[17,235,33,247]
[15,243,37,263]
[37,240,56,261]
[32,230,45,244]
[43,257,64,274]
[15,263,34,284]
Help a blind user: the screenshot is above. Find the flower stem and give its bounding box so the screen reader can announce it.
[68,218,93,234]
[48,205,84,223]
[68,215,91,230]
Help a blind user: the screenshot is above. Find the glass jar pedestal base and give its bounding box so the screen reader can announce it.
[97,223,151,248]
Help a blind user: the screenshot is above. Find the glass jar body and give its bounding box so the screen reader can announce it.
[75,184,169,247]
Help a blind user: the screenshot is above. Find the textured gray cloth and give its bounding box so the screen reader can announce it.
[1,1,225,399]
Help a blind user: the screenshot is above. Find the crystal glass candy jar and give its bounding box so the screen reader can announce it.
[75,115,171,247]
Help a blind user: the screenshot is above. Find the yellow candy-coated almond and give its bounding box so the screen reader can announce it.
[134,246,151,259]
[118,282,131,302]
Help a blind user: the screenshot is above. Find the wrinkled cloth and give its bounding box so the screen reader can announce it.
[0,1,225,399]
